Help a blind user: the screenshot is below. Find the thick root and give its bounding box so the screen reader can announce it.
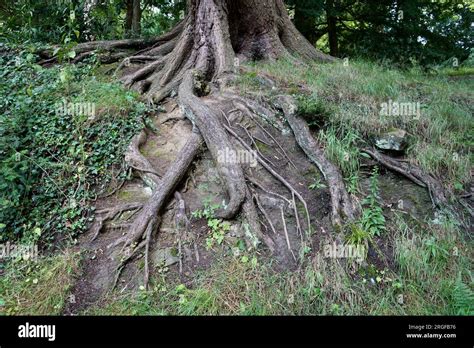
[362,148,448,208]
[277,95,357,226]
[115,131,204,250]
[242,188,276,253]
[222,120,311,235]
[179,70,247,219]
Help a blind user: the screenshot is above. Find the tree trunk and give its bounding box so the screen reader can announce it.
[327,0,339,57]
[293,2,317,45]
[132,0,141,36]
[125,0,133,34]
[136,0,334,99]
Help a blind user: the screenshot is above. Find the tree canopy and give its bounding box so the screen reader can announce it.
[1,0,471,66]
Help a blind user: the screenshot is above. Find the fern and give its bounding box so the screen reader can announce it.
[360,167,386,237]
[453,276,474,315]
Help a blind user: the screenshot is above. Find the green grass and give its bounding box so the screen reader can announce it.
[0,252,80,315]
[393,214,473,315]
[238,59,473,190]
[86,209,472,316]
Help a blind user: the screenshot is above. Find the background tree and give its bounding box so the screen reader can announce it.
[286,0,473,65]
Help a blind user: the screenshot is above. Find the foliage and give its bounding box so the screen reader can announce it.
[0,0,85,44]
[287,0,473,67]
[360,168,386,237]
[453,275,474,315]
[308,178,326,190]
[0,48,147,244]
[0,0,185,44]
[191,202,231,250]
[295,94,332,129]
[346,223,372,246]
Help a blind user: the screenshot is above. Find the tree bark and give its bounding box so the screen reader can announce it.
[327,0,339,57]
[125,0,133,34]
[132,0,142,36]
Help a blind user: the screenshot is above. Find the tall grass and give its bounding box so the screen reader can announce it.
[240,59,473,188]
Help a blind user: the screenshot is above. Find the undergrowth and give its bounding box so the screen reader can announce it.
[0,47,149,245]
[87,210,472,315]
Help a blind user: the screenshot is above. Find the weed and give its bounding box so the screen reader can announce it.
[360,167,386,237]
[192,202,231,250]
[309,178,326,190]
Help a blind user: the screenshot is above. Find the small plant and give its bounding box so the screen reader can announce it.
[205,218,231,249]
[346,223,372,246]
[452,275,474,315]
[309,178,326,190]
[345,173,360,194]
[191,200,221,220]
[360,167,385,237]
[192,202,231,250]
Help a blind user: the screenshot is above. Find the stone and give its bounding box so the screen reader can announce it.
[374,129,407,152]
[152,247,179,267]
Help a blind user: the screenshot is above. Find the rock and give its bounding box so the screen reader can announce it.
[374,129,407,153]
[152,247,179,267]
[143,187,153,197]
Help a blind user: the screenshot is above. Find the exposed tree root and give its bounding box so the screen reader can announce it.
[38,20,185,66]
[180,71,247,219]
[174,191,191,275]
[362,148,448,208]
[109,131,203,289]
[277,95,357,226]
[77,0,343,289]
[116,132,203,249]
[242,188,276,252]
[124,130,161,189]
[280,206,297,262]
[90,203,143,242]
[232,99,297,169]
[222,120,311,236]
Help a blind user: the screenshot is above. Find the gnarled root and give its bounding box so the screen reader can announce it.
[38,20,185,66]
[179,70,247,219]
[90,203,143,242]
[115,131,203,248]
[111,131,203,288]
[124,130,161,189]
[277,95,357,226]
[362,148,448,208]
